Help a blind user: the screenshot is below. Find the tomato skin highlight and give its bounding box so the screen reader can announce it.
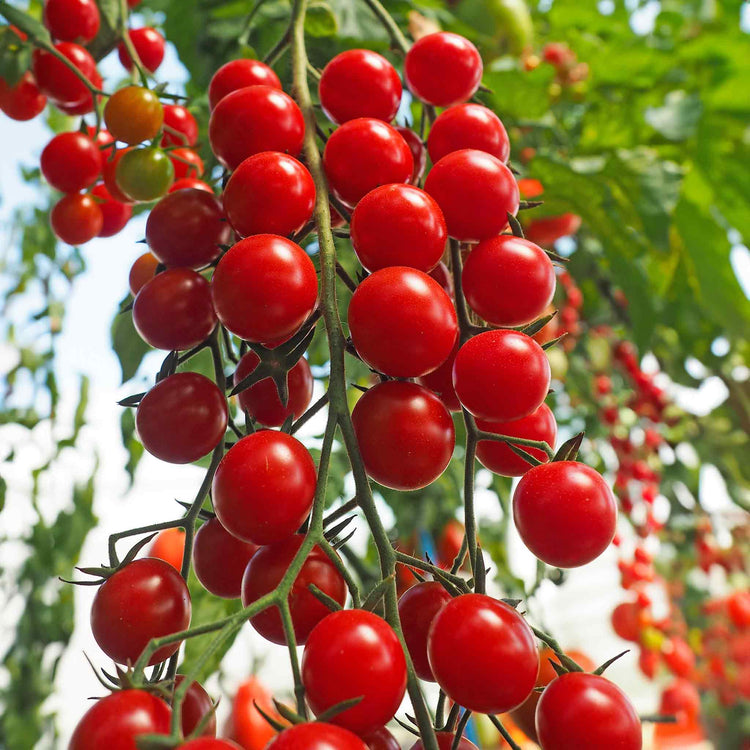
[208,59,282,110]
[118,27,166,73]
[0,71,47,121]
[148,527,185,571]
[116,147,175,202]
[43,0,100,43]
[266,723,368,750]
[162,103,199,147]
[41,131,102,193]
[428,104,510,163]
[128,252,159,296]
[32,42,98,108]
[104,85,164,146]
[175,675,217,738]
[50,193,103,245]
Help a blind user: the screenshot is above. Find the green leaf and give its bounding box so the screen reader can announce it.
[0,2,51,44]
[0,27,32,86]
[111,295,151,383]
[644,91,703,142]
[0,476,6,512]
[120,409,144,486]
[305,1,338,36]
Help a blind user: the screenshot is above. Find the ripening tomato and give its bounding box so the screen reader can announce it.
[43,0,100,42]
[462,235,556,326]
[32,42,98,108]
[226,677,280,750]
[242,534,347,644]
[0,71,47,120]
[363,727,400,750]
[175,675,217,738]
[524,213,582,246]
[146,189,230,268]
[535,672,642,750]
[209,86,305,170]
[41,131,102,193]
[212,431,317,545]
[50,193,102,244]
[222,152,315,238]
[302,609,407,735]
[135,372,227,464]
[90,557,191,665]
[171,147,204,180]
[424,149,519,242]
[398,582,452,681]
[350,184,447,272]
[428,594,538,714]
[133,268,217,351]
[476,403,557,477]
[395,126,427,184]
[234,351,313,427]
[405,32,482,107]
[68,690,171,749]
[116,147,174,202]
[417,341,461,412]
[208,59,282,110]
[323,118,413,207]
[129,252,159,296]
[266,723,367,750]
[104,86,164,145]
[91,184,132,237]
[427,104,510,163]
[452,330,551,422]
[352,380,455,490]
[409,734,478,750]
[148,527,185,570]
[118,27,166,73]
[161,103,199,146]
[319,49,402,125]
[513,461,617,568]
[211,234,318,343]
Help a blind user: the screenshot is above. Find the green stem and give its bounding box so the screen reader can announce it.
[118,0,150,86]
[360,0,411,53]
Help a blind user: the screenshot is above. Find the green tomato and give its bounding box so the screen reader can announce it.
[488,0,533,56]
[116,147,174,202]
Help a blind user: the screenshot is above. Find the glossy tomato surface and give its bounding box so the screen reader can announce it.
[43,0,100,42]
[175,675,217,738]
[41,131,102,193]
[266,723,368,750]
[128,252,159,295]
[162,103,199,146]
[427,104,509,163]
[148,527,185,571]
[208,59,281,109]
[0,71,47,121]
[118,27,165,73]
[104,85,163,145]
[116,147,174,202]
[32,42,97,107]
[92,184,132,237]
[50,193,102,244]
[362,727,400,750]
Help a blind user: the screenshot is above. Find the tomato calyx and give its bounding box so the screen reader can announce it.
[551,431,584,462]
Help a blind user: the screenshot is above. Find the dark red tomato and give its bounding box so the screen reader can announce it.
[476,403,557,477]
[405,32,482,107]
[146,189,230,268]
[663,638,695,679]
[535,672,642,750]
[453,330,550,422]
[363,727,400,750]
[68,689,171,749]
[462,235,555,326]
[50,193,102,244]
[208,59,282,110]
[170,178,213,194]
[727,589,750,627]
[118,27,166,73]
[223,152,315,238]
[103,147,135,203]
[409,733,478,750]
[90,558,191,665]
[43,0,100,42]
[41,131,102,193]
[171,147,204,180]
[211,234,318,343]
[212,431,317,545]
[513,461,617,568]
[180,740,242,749]
[128,252,159,296]
[398,582,452,681]
[242,534,347,645]
[429,260,454,297]
[226,677,279,750]
[32,42,98,107]
[175,675,217,738]
[319,49,401,125]
[352,381,455,491]
[116,147,174,202]
[424,149,519,242]
[428,104,510,163]
[234,351,313,427]
[524,213,582,246]
[92,184,132,237]
[417,341,461,412]
[104,85,163,145]
[323,118,413,207]
[0,71,47,121]
[348,266,457,377]
[162,104,199,146]
[395,126,427,184]
[135,372,227,463]
[193,517,258,599]
[133,268,217,350]
[427,593,538,714]
[148,527,185,571]
[350,184,446,272]
[302,609,407,734]
[267,723,367,750]
[208,86,304,170]
[611,601,642,642]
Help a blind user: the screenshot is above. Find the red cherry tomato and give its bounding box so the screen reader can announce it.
[175,675,217,738]
[727,589,750,627]
[424,149,519,242]
[352,380,455,491]
[135,372,227,464]
[513,461,617,567]
[69,690,170,749]
[148,527,185,570]
[146,189,230,268]
[428,104,510,163]
[476,403,557,477]
[53,71,101,115]
[234,351,313,427]
[170,178,213,194]
[118,27,166,73]
[43,0,100,42]
[242,534,347,644]
[50,193,102,244]
[524,213,582,246]
[428,260,454,297]
[223,152,316,238]
[659,678,701,722]
[211,234,318,343]
[611,601,642,642]
[0,71,47,121]
[226,677,280,750]
[91,183,132,237]
[302,609,407,735]
[363,727,400,750]
[436,518,465,569]
[32,42,98,107]
[133,268,217,351]
[266,723,368,750]
[212,431,317,545]
[323,118,413,207]
[417,341,461,412]
[129,252,159,296]
[104,85,164,145]
[162,104,199,147]
[90,558,191,665]
[518,178,544,199]
[350,184,447,272]
[405,32,482,107]
[319,49,402,125]
[428,593,538,714]
[462,235,556,326]
[193,517,258,599]
[452,330,550,422]
[398,581,452,681]
[171,147,204,180]
[535,672,642,750]
[409,734,478,750]
[209,86,304,170]
[395,126,427,184]
[208,59,282,110]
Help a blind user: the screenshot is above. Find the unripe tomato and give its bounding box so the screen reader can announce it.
[128,252,159,296]
[43,0,100,42]
[104,86,164,145]
[266,723,367,750]
[50,193,102,244]
[148,527,185,571]
[175,675,217,739]
[118,27,166,73]
[32,42,98,108]
[116,147,174,202]
[91,184,132,237]
[428,104,510,163]
[0,71,47,121]
[162,104,199,146]
[208,59,282,110]
[41,131,102,193]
